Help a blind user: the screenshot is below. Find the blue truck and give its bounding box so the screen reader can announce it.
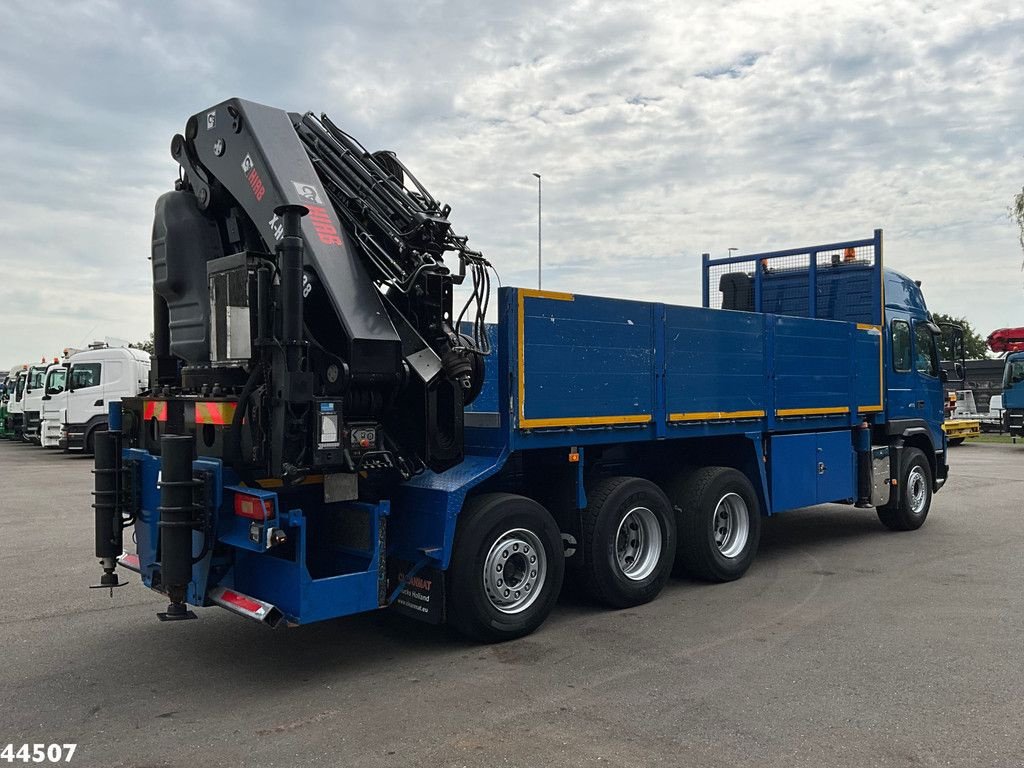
[1002,351,1024,438]
[91,98,953,642]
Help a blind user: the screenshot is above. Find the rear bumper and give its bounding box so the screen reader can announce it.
[942,419,980,440]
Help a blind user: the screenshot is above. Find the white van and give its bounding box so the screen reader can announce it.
[20,362,52,443]
[63,344,151,453]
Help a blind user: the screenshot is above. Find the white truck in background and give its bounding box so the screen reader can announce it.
[62,343,151,453]
[5,366,28,438]
[21,361,53,444]
[39,356,73,448]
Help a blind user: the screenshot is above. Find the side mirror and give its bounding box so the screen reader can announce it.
[940,369,949,384]
[938,323,966,384]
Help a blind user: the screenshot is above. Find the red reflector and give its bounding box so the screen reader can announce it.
[218,589,264,614]
[121,553,140,568]
[234,493,274,520]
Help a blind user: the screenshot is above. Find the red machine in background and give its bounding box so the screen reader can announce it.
[987,328,1024,354]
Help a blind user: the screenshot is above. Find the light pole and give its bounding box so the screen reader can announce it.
[728,247,738,259]
[532,172,542,289]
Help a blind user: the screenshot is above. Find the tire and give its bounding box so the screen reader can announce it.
[580,477,676,609]
[448,493,565,642]
[877,447,932,531]
[947,437,965,447]
[670,467,762,582]
[85,425,104,455]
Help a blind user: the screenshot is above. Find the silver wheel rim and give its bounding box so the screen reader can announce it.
[615,506,663,581]
[908,466,928,515]
[483,528,547,614]
[714,493,750,559]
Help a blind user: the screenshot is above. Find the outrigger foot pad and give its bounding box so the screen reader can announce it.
[157,602,197,621]
[90,572,128,596]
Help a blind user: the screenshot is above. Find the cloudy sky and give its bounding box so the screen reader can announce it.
[0,0,1021,367]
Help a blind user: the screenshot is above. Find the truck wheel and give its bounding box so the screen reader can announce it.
[877,448,931,531]
[580,477,675,608]
[671,467,761,582]
[85,425,104,455]
[947,437,965,446]
[448,493,565,642]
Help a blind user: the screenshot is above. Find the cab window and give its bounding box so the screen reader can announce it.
[45,369,67,395]
[1005,361,1024,388]
[913,322,938,377]
[891,320,911,372]
[69,363,102,390]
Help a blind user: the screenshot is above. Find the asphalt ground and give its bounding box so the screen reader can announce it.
[0,439,1022,768]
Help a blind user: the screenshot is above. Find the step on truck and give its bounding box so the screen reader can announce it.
[90,98,956,641]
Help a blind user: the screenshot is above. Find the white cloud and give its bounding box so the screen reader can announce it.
[0,0,1021,367]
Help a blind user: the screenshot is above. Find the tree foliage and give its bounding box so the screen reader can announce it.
[931,312,988,361]
[1013,185,1024,265]
[130,332,155,355]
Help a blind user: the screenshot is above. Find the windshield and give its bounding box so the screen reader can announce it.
[45,368,67,395]
[27,367,47,390]
[1005,360,1024,389]
[69,363,101,390]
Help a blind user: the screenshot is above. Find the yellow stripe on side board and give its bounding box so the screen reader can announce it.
[669,410,766,422]
[776,406,850,417]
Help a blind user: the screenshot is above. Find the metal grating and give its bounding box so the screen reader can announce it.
[704,236,879,325]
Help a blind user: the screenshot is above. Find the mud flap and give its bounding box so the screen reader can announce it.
[388,558,445,624]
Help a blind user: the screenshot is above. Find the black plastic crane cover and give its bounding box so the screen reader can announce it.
[152,190,223,364]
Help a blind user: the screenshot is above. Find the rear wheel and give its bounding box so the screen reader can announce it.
[448,493,565,642]
[670,467,762,582]
[580,477,676,608]
[947,437,965,446]
[877,447,931,531]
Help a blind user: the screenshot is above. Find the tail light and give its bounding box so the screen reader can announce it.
[234,492,274,520]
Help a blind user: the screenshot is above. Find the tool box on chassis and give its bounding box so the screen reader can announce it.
[107,230,950,639]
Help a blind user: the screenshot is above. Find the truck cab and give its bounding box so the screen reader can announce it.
[22,360,59,445]
[40,362,70,448]
[882,269,947,466]
[64,344,151,453]
[1002,351,1024,438]
[0,374,10,439]
[6,366,29,440]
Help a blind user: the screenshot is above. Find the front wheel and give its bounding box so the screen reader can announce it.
[447,493,565,642]
[947,437,965,447]
[877,447,932,531]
